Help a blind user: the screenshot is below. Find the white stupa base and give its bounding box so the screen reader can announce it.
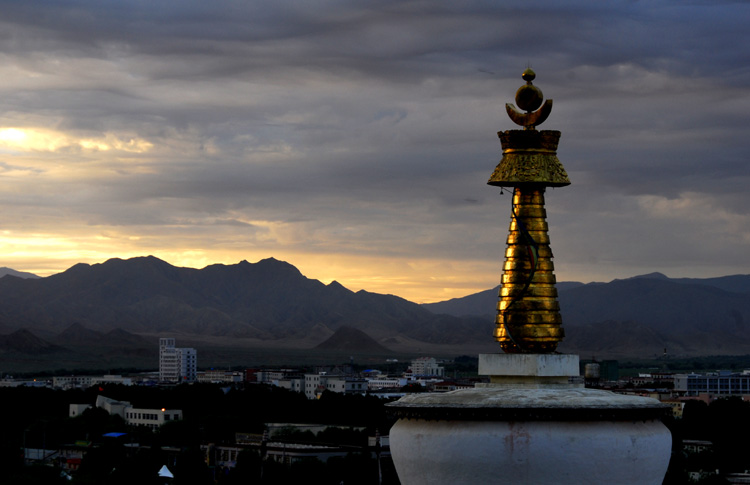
[478,352,580,377]
[390,418,670,485]
[387,355,672,484]
[478,353,582,387]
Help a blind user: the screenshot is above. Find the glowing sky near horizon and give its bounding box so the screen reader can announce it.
[1,1,749,303]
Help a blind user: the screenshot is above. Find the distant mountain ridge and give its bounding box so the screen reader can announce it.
[0,256,490,349]
[1,258,749,360]
[0,267,40,279]
[421,272,750,357]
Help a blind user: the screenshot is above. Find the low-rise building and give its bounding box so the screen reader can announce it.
[303,374,368,399]
[675,371,750,396]
[69,395,182,430]
[205,441,353,469]
[53,374,133,389]
[683,440,713,454]
[276,378,303,393]
[124,407,183,430]
[69,404,91,418]
[256,369,303,384]
[660,399,686,418]
[367,377,408,390]
[0,378,47,388]
[431,381,474,392]
[196,370,243,384]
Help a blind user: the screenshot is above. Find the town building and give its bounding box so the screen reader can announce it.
[407,357,444,377]
[367,377,408,390]
[430,381,474,393]
[124,406,183,430]
[674,370,750,396]
[159,338,197,383]
[276,377,303,393]
[255,368,303,384]
[660,399,686,418]
[205,430,389,474]
[53,374,133,389]
[0,377,48,388]
[303,373,367,399]
[196,370,243,384]
[69,395,182,431]
[244,368,260,382]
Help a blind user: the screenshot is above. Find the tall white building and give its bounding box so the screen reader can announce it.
[409,357,445,377]
[159,338,197,383]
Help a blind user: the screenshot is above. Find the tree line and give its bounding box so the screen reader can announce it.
[2,383,398,484]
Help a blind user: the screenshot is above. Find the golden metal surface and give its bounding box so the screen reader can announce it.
[505,68,552,130]
[510,220,549,232]
[493,187,566,352]
[505,246,553,258]
[506,232,550,245]
[488,70,570,353]
[498,299,560,312]
[487,131,570,187]
[506,101,553,129]
[503,260,555,272]
[501,271,556,285]
[499,286,558,298]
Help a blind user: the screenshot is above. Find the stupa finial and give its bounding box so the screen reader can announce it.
[506,68,553,130]
[488,68,568,353]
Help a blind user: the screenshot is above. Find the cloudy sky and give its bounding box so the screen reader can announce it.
[0,1,748,303]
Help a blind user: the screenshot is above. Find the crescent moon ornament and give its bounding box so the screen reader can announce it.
[506,99,553,130]
[506,68,553,130]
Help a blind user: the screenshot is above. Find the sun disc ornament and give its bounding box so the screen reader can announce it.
[506,68,553,130]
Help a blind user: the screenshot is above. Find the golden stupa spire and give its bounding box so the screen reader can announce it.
[488,68,570,353]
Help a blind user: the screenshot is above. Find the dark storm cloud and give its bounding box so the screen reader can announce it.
[0,0,748,299]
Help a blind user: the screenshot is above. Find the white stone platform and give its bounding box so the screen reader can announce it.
[387,353,673,484]
[478,353,581,386]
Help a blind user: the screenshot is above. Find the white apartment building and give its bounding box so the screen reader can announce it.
[674,371,750,396]
[159,338,197,383]
[305,373,324,399]
[276,378,304,393]
[303,374,368,399]
[409,357,445,377]
[367,377,408,390]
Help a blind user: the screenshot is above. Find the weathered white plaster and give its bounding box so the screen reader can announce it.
[478,353,579,377]
[389,368,673,484]
[390,417,671,485]
[392,386,666,410]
